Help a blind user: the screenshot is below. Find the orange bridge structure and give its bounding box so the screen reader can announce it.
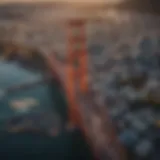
[44,19,126,160]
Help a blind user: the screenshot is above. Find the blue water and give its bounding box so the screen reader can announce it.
[0,61,93,160]
[0,61,55,122]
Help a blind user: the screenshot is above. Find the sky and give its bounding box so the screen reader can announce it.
[0,0,122,4]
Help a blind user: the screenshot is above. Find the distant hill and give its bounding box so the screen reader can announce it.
[113,0,160,15]
[0,0,160,21]
[0,2,65,21]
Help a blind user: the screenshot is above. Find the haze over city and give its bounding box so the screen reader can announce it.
[0,0,122,4]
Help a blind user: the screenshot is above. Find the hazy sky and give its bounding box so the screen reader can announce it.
[0,0,121,4]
